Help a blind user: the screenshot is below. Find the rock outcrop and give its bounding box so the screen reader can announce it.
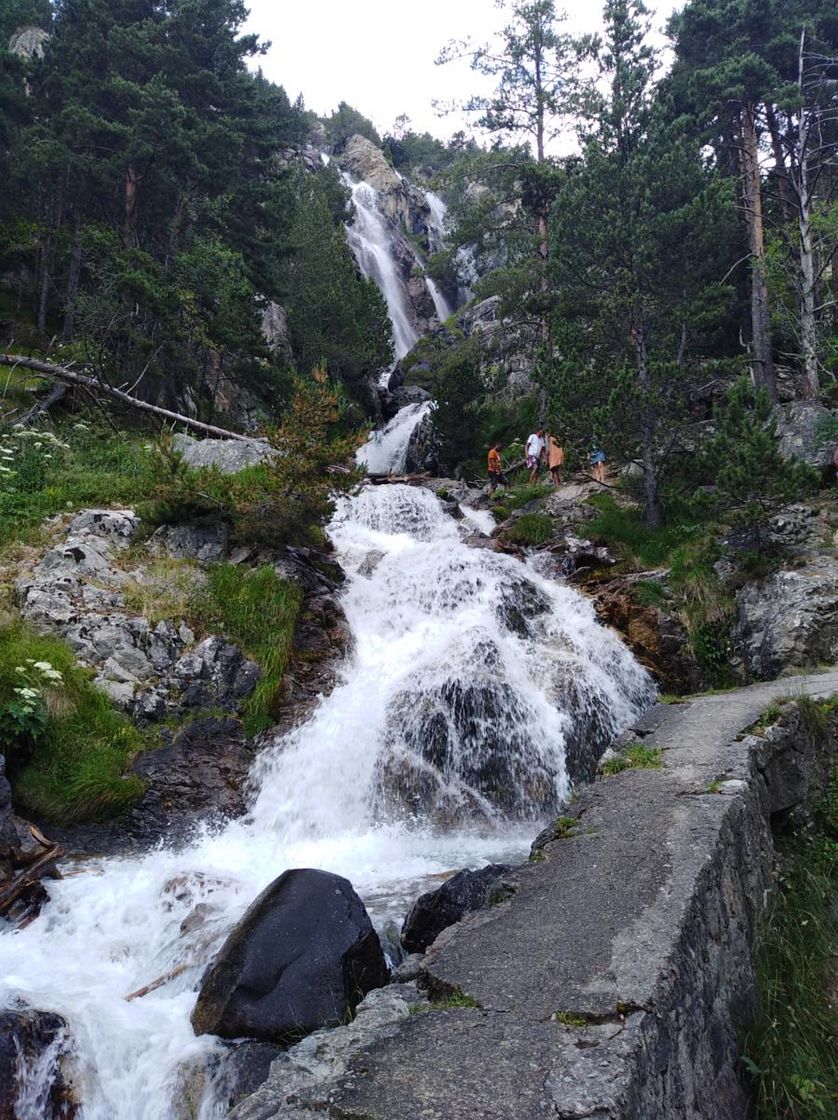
[16,509,259,720]
[591,575,706,694]
[171,434,273,474]
[735,554,838,678]
[776,400,837,472]
[338,135,430,237]
[191,868,389,1044]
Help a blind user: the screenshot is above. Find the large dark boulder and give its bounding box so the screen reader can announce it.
[400,864,514,954]
[191,868,389,1044]
[0,1008,76,1119]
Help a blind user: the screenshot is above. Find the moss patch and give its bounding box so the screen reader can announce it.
[599,743,663,777]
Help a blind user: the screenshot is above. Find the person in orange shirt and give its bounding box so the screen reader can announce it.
[546,432,564,487]
[487,442,509,494]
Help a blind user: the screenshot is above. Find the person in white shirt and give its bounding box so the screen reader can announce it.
[525,428,545,484]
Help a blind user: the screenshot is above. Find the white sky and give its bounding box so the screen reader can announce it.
[245,0,684,142]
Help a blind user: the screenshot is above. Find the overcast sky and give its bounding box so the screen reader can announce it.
[244,0,684,142]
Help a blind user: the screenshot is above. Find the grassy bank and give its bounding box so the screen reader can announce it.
[743,764,838,1119]
[0,624,147,822]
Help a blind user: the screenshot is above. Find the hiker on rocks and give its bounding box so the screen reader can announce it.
[546,433,564,488]
[590,441,606,485]
[525,428,546,484]
[487,442,509,494]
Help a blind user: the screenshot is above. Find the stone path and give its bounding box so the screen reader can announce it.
[232,670,838,1120]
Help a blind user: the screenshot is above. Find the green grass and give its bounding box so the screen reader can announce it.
[742,772,838,1120]
[0,419,160,550]
[0,624,147,823]
[502,513,554,547]
[599,743,663,777]
[553,1010,589,1027]
[490,482,546,522]
[190,564,303,736]
[586,495,697,568]
[552,815,578,838]
[633,579,669,608]
[410,991,481,1013]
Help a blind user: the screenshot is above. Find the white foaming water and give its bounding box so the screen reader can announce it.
[356,400,432,476]
[424,192,454,321]
[342,174,419,361]
[0,484,653,1119]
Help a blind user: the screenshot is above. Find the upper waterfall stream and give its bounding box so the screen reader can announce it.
[0,467,653,1119]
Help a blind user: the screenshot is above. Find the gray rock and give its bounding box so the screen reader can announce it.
[8,26,50,59]
[172,434,273,474]
[148,522,229,563]
[174,636,260,711]
[776,400,837,470]
[67,508,139,548]
[260,301,292,360]
[191,868,389,1043]
[736,555,838,678]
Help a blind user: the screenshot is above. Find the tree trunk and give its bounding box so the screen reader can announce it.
[123,166,141,249]
[633,323,662,529]
[61,218,83,344]
[764,102,796,224]
[740,102,777,402]
[37,192,58,334]
[795,28,819,399]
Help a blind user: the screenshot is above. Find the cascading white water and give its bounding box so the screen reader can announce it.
[423,191,454,322]
[355,400,432,475]
[342,174,419,362]
[0,473,653,1120]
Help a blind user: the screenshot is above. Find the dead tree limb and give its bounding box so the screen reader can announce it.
[0,843,64,918]
[124,961,193,1001]
[17,380,68,427]
[0,353,254,442]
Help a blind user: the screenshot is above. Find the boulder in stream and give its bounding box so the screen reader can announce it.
[400,864,515,953]
[191,868,389,1044]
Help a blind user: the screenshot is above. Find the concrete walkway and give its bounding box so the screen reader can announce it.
[233,670,838,1120]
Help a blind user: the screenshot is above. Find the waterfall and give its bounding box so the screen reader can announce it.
[0,483,653,1119]
[341,174,419,361]
[423,191,454,322]
[356,400,432,475]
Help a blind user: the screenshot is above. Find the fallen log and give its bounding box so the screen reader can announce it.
[367,472,431,484]
[0,353,253,442]
[0,842,63,918]
[124,961,193,1001]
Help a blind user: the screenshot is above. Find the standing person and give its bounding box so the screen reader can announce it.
[487,442,509,494]
[590,441,607,485]
[546,432,564,487]
[525,428,546,484]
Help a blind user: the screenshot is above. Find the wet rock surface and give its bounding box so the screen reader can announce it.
[591,574,706,694]
[230,675,838,1120]
[192,868,389,1044]
[0,1007,76,1119]
[400,864,514,954]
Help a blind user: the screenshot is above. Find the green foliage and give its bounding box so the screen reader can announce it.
[151,374,363,550]
[553,1010,589,1027]
[742,771,838,1120]
[191,565,302,736]
[502,513,554,546]
[411,991,481,1013]
[599,742,663,776]
[321,101,381,151]
[0,624,146,822]
[551,815,578,839]
[585,495,699,568]
[0,417,159,548]
[282,169,393,385]
[703,380,819,550]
